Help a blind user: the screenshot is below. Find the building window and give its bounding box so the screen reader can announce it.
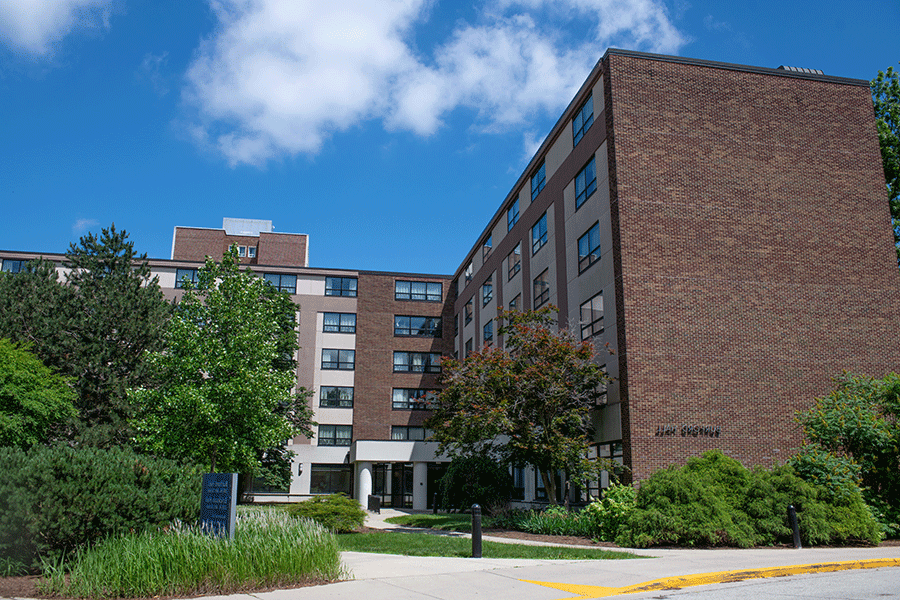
[320,386,354,408]
[175,268,198,289]
[394,315,442,337]
[532,213,548,255]
[580,292,603,340]
[465,338,473,357]
[1,259,25,273]
[533,269,550,308]
[464,262,473,284]
[482,276,493,306]
[483,236,492,260]
[393,351,442,373]
[507,243,521,280]
[507,198,520,231]
[317,425,352,446]
[325,276,357,297]
[512,465,526,500]
[575,157,597,209]
[578,222,601,273]
[464,299,473,325]
[509,293,521,312]
[264,273,297,293]
[573,94,594,146]
[395,280,442,302]
[483,319,493,346]
[392,388,438,410]
[310,464,353,494]
[391,426,428,441]
[323,312,356,333]
[248,246,257,258]
[322,349,355,370]
[237,246,247,257]
[531,161,546,200]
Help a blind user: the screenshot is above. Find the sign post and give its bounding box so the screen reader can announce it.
[200,473,238,539]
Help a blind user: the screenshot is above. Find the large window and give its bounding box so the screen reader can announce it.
[483,319,493,346]
[482,236,492,260]
[395,315,442,337]
[317,425,352,446]
[578,222,601,273]
[1,259,26,273]
[325,276,357,297]
[464,262,473,284]
[507,243,521,280]
[395,280,442,302]
[175,268,198,289]
[264,273,297,293]
[320,386,354,408]
[507,198,520,231]
[509,293,521,312]
[533,269,550,308]
[575,157,597,209]
[323,312,356,333]
[321,349,355,370]
[531,161,546,200]
[464,299,473,325]
[310,464,353,494]
[465,338,473,357]
[392,388,438,410]
[573,94,594,146]
[393,352,441,373]
[532,213,548,254]
[391,426,428,441]
[482,275,493,306]
[580,292,603,340]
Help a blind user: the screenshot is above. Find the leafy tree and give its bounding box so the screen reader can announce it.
[794,372,900,533]
[0,227,170,446]
[0,339,77,449]
[872,63,900,265]
[131,248,314,480]
[428,307,612,504]
[437,454,514,512]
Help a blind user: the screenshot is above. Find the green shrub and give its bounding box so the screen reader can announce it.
[517,506,598,537]
[0,445,201,569]
[437,455,513,513]
[616,451,882,548]
[287,494,366,533]
[583,482,637,541]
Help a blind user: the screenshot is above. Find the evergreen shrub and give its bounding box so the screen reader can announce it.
[287,494,366,533]
[0,445,200,568]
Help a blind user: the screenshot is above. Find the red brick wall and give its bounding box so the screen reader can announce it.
[354,273,455,440]
[259,232,308,267]
[171,228,225,261]
[606,54,900,479]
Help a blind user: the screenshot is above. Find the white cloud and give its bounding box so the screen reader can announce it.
[184,0,686,166]
[138,52,171,96]
[72,218,99,234]
[0,0,112,56]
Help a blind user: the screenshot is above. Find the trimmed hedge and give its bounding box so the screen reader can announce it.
[0,445,201,569]
[287,493,366,533]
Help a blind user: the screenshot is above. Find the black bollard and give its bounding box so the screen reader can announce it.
[787,504,802,549]
[433,493,438,515]
[471,504,482,558]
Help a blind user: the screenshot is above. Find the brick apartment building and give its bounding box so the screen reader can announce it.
[2,49,898,506]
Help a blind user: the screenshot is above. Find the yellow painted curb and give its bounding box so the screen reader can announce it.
[521,558,900,599]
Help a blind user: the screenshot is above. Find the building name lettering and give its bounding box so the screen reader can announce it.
[655,424,721,438]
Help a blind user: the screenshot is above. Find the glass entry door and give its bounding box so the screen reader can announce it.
[390,463,414,508]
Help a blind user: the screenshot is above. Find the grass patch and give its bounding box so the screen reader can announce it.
[385,514,476,531]
[41,509,345,598]
[338,531,639,560]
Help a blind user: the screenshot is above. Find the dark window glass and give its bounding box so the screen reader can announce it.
[320,386,354,408]
[464,263,473,283]
[392,388,438,410]
[533,269,550,308]
[317,425,352,447]
[310,464,353,494]
[575,157,597,209]
[325,276,357,297]
[393,351,442,373]
[175,268,198,289]
[531,162,546,200]
[509,293,521,312]
[580,293,604,340]
[483,236,492,260]
[573,94,594,146]
[578,222,601,272]
[483,319,493,345]
[394,315,442,337]
[507,243,521,280]
[507,199,520,231]
[532,213,548,254]
[391,426,428,441]
[1,259,25,273]
[464,300,473,325]
[323,312,356,333]
[482,276,493,306]
[321,348,355,370]
[465,338,473,357]
[512,465,526,500]
[395,280,442,302]
[264,273,297,293]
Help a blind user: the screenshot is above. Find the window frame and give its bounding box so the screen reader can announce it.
[580,292,604,340]
[575,156,597,209]
[572,94,594,146]
[317,425,352,447]
[533,268,550,309]
[394,315,442,337]
[175,268,198,289]
[507,243,521,280]
[482,276,493,306]
[464,299,473,325]
[392,388,438,410]
[509,293,521,312]
[465,338,473,357]
[321,348,355,370]
[391,426,428,441]
[393,351,442,373]
[263,272,297,293]
[578,222,601,273]
[532,213,548,255]
[483,236,492,260]
[507,198,520,231]
[1,259,26,273]
[395,280,442,302]
[531,161,546,200]
[325,276,357,297]
[310,464,353,494]
[483,319,493,346]
[319,386,354,408]
[323,312,356,333]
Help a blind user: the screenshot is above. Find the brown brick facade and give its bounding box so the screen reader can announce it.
[172,226,308,267]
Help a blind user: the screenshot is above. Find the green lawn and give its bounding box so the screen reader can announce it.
[384,513,476,531]
[337,531,640,560]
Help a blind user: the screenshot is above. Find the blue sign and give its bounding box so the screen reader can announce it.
[200,473,237,538]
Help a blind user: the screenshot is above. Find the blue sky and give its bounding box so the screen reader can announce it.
[1,0,896,275]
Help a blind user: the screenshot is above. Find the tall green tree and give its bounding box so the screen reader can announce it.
[872,63,900,266]
[428,307,612,504]
[0,339,77,449]
[0,227,169,446]
[131,248,314,480]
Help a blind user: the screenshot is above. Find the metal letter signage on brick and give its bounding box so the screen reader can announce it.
[654,425,721,437]
[200,472,238,538]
